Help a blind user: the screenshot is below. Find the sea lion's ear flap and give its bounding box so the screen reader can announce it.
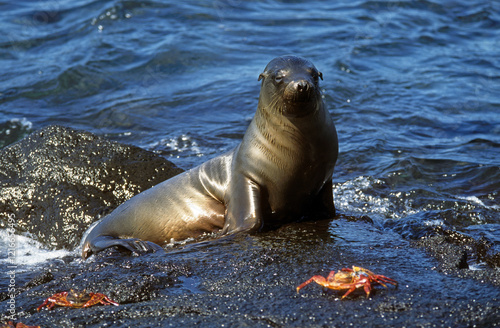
[258,72,267,81]
[318,71,323,80]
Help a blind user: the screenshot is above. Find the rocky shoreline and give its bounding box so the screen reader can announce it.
[1,126,498,327]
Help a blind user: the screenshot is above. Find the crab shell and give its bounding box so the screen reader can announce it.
[1,321,41,328]
[296,266,398,299]
[37,290,119,311]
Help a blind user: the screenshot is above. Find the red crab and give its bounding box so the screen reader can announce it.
[37,289,119,311]
[1,321,40,328]
[297,266,398,299]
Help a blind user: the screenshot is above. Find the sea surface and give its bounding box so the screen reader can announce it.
[1,0,499,291]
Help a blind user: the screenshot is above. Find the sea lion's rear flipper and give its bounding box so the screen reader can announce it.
[82,235,165,259]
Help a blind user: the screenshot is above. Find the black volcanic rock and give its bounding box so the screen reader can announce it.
[0,125,183,249]
[0,126,498,328]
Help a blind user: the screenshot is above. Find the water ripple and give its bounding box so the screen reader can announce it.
[0,0,498,245]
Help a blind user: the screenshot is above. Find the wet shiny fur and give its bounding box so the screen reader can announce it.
[81,56,338,259]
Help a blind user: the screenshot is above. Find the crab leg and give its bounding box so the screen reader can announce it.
[363,281,372,298]
[81,293,119,307]
[36,299,50,311]
[296,275,328,293]
[82,297,103,308]
[326,270,337,282]
[373,275,398,287]
[100,295,119,306]
[340,285,359,299]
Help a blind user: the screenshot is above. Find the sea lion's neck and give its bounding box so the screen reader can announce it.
[242,101,325,168]
[254,100,325,138]
[255,103,299,137]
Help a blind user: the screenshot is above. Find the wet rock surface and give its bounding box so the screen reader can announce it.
[413,227,500,286]
[0,125,183,249]
[1,127,499,327]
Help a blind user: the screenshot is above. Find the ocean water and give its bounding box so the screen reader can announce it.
[1,0,499,274]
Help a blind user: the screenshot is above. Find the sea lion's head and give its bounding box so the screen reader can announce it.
[258,55,323,117]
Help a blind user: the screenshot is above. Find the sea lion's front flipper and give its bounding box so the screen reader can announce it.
[82,235,165,259]
[223,176,263,234]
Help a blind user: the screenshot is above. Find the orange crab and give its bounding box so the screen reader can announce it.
[37,289,119,311]
[297,266,398,299]
[1,321,40,328]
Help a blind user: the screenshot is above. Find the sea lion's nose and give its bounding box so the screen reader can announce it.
[288,79,313,102]
[295,80,310,93]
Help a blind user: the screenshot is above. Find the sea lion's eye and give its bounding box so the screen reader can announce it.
[274,71,285,84]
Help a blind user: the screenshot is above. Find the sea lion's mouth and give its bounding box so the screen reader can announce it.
[281,97,318,117]
[285,93,314,104]
[284,79,315,103]
[281,80,319,116]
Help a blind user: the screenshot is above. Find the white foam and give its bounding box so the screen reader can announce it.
[3,118,32,135]
[457,195,500,210]
[0,229,75,271]
[469,262,489,271]
[14,117,32,128]
[147,134,202,158]
[333,175,418,219]
[423,219,445,227]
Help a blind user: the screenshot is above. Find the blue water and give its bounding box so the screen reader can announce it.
[1,0,499,267]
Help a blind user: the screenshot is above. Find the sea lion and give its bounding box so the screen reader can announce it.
[81,55,338,259]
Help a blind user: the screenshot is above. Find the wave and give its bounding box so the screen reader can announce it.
[0,118,33,149]
[0,229,74,271]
